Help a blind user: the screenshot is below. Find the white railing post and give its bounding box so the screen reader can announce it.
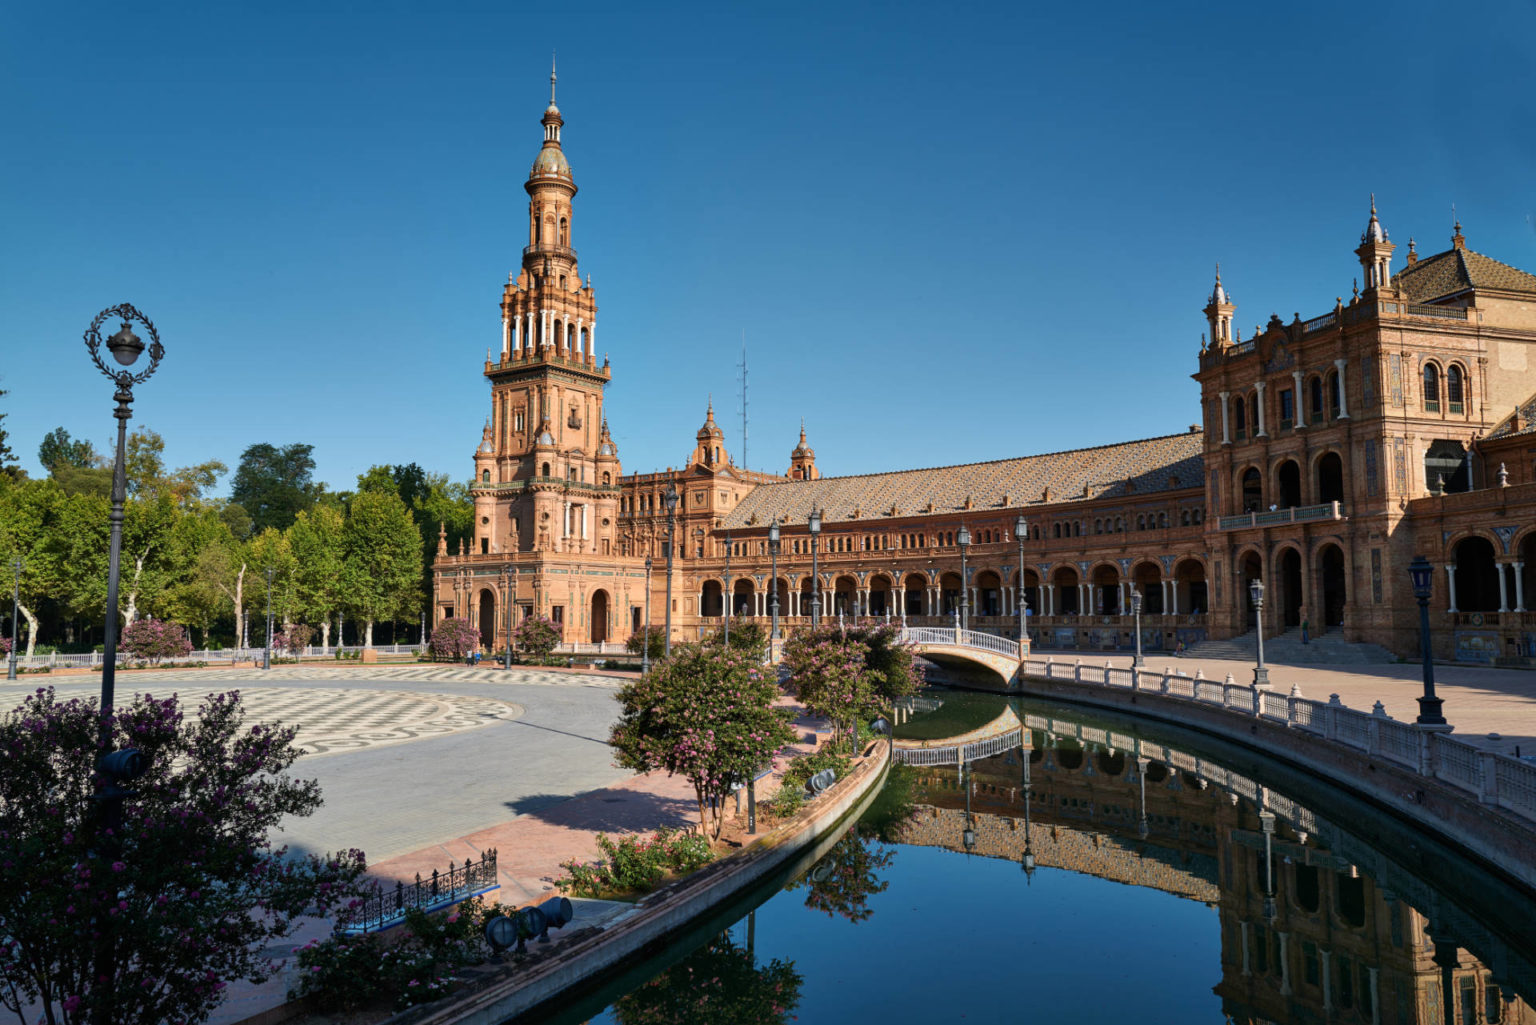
[1368,701,1386,756]
[1325,694,1342,742]
[1478,751,1499,805]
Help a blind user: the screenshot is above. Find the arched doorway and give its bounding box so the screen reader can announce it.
[1132,561,1163,614]
[1052,567,1080,615]
[1317,452,1345,505]
[975,570,1002,617]
[1091,564,1120,615]
[1012,569,1041,617]
[768,577,789,620]
[834,575,859,616]
[731,579,756,618]
[1173,558,1207,615]
[701,580,724,618]
[1276,460,1302,508]
[903,573,928,616]
[1453,536,1500,612]
[1240,552,1263,630]
[1240,467,1263,513]
[590,590,609,644]
[939,572,963,616]
[478,589,495,650]
[867,574,893,617]
[1319,544,1347,629]
[1278,547,1303,628]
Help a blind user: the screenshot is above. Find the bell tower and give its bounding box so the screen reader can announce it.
[472,64,619,558]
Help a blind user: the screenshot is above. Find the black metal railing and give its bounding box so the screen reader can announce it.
[340,849,499,933]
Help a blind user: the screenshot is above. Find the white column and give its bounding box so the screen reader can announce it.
[1255,380,1269,437]
[1445,564,1458,613]
[512,313,522,353]
[1498,563,1510,612]
[562,314,571,352]
[1292,370,1306,427]
[1219,391,1231,445]
[576,316,584,355]
[1046,584,1055,616]
[582,504,589,539]
[1278,933,1292,995]
[897,587,906,617]
[525,312,535,350]
[589,320,596,353]
[1334,358,1350,418]
[501,312,511,360]
[1515,562,1527,612]
[563,500,571,537]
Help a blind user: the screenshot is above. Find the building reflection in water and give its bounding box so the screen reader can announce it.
[902,715,1532,1025]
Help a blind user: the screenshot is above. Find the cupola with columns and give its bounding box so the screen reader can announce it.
[690,400,729,468]
[1203,266,1235,348]
[1355,194,1396,292]
[788,422,819,480]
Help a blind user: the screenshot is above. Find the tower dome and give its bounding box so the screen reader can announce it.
[1361,194,1388,244]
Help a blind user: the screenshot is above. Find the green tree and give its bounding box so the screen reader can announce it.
[340,490,423,647]
[779,630,876,751]
[288,505,346,651]
[512,614,561,659]
[705,618,770,660]
[0,382,16,478]
[231,443,318,533]
[613,932,802,1025]
[611,643,797,838]
[358,465,472,608]
[0,687,367,1025]
[246,528,297,643]
[625,625,666,661]
[36,427,98,472]
[163,507,240,647]
[0,476,62,657]
[125,428,226,505]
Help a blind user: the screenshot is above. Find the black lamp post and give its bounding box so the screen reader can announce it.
[264,566,274,670]
[962,760,976,852]
[957,524,971,631]
[1260,809,1277,923]
[1021,744,1036,880]
[808,508,822,628]
[642,555,652,675]
[768,518,781,646]
[663,484,678,658]
[1409,555,1446,724]
[1249,577,1269,687]
[1130,590,1145,668]
[6,556,20,680]
[84,305,161,1025]
[1014,515,1028,647]
[503,563,514,670]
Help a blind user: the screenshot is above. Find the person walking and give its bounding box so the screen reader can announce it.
[1300,607,1311,645]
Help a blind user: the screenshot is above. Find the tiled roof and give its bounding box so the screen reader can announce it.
[1486,391,1536,440]
[1393,247,1536,303]
[721,431,1205,529]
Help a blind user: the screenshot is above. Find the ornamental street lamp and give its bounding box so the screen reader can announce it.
[642,555,653,676]
[84,305,162,1025]
[962,760,976,852]
[957,524,971,631]
[503,564,514,670]
[7,557,21,680]
[768,518,781,646]
[808,508,822,628]
[1130,590,1145,668]
[1259,809,1277,923]
[1408,556,1446,725]
[663,485,678,658]
[1021,744,1036,880]
[264,566,275,670]
[1249,577,1269,688]
[1014,515,1028,647]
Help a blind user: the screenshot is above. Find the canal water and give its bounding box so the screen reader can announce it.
[539,691,1536,1024]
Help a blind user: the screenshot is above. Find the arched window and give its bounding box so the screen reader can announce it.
[1158,511,1168,528]
[1447,365,1465,414]
[1423,363,1441,412]
[1181,510,1191,526]
[602,472,610,485]
[481,469,490,483]
[1309,376,1325,419]
[541,462,551,477]
[1094,519,1103,535]
[1328,371,1342,417]
[559,217,568,245]
[1136,515,1146,531]
[1234,397,1248,440]
[1241,467,1263,512]
[1074,521,1083,537]
[1054,523,1061,539]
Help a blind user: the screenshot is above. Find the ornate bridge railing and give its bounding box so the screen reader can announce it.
[340,850,500,934]
[899,626,1025,659]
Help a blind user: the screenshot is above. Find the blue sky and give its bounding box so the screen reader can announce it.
[3,0,1534,491]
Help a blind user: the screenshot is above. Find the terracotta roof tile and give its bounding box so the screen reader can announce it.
[1487,391,1536,440]
[722,431,1205,529]
[1393,247,1536,303]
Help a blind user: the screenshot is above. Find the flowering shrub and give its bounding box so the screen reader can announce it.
[0,687,367,1025]
[794,829,894,924]
[512,614,561,659]
[0,636,9,656]
[120,617,194,664]
[276,624,314,655]
[611,643,798,838]
[624,625,666,661]
[554,828,715,897]
[779,632,874,750]
[428,617,479,660]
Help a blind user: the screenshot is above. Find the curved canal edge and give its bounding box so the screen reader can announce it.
[390,740,891,1025]
[1015,672,1536,893]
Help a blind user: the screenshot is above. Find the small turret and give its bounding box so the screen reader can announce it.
[788,421,819,480]
[1355,194,1396,292]
[690,399,728,468]
[1203,265,1235,346]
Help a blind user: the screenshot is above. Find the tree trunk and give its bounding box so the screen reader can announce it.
[364,619,374,648]
[320,619,331,654]
[123,550,148,625]
[696,786,708,836]
[18,601,38,659]
[232,563,247,648]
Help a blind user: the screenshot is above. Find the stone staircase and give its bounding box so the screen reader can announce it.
[1184,628,1398,665]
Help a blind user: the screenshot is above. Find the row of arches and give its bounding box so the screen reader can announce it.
[1236,452,1345,514]
[698,559,1211,620]
[1445,533,1536,613]
[472,586,614,647]
[1230,370,1343,440]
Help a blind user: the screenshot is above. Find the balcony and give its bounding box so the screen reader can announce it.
[522,243,577,262]
[1216,501,1344,531]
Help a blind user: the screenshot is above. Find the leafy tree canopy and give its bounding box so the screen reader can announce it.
[37,427,99,472]
[230,442,319,533]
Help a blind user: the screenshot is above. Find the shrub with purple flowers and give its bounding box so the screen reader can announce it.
[120,617,194,664]
[428,616,479,660]
[611,643,797,839]
[512,614,561,660]
[0,687,368,1025]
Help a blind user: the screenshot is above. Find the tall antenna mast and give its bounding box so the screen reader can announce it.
[738,333,749,470]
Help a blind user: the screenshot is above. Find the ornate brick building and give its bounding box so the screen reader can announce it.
[433,84,1536,664]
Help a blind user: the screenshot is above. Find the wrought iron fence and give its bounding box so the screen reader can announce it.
[340,850,500,934]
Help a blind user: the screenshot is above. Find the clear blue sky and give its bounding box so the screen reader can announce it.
[4,1,1534,491]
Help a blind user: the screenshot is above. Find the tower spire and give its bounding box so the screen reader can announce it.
[550,52,557,106]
